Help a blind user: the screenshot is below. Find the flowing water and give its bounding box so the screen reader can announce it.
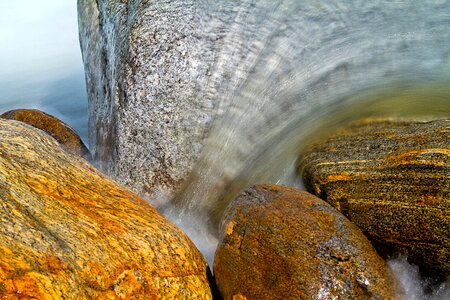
[160,0,450,297]
[1,0,449,298]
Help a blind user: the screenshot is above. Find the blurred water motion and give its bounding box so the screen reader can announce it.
[159,4,450,293]
[0,1,448,298]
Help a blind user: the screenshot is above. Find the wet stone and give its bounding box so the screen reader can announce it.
[1,108,92,161]
[297,118,450,280]
[214,184,399,300]
[0,119,212,299]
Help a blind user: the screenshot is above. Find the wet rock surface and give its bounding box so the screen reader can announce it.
[1,109,91,161]
[0,119,212,299]
[214,184,398,300]
[78,0,219,204]
[298,118,449,280]
[78,1,450,215]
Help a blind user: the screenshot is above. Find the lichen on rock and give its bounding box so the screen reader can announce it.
[1,108,91,161]
[297,118,450,280]
[214,184,399,299]
[0,119,212,299]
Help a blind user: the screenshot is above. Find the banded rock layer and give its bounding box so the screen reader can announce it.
[298,118,449,279]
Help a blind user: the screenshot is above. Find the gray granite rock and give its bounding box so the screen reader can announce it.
[78,0,293,205]
[78,0,450,212]
[78,1,216,204]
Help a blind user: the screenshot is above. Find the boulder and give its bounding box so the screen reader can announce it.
[0,119,212,299]
[1,109,91,161]
[214,184,399,299]
[78,1,450,210]
[297,118,449,280]
[78,0,219,204]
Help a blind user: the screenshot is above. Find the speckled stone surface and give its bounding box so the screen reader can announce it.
[77,0,290,205]
[298,118,449,280]
[78,0,218,204]
[78,1,450,212]
[0,119,212,298]
[1,109,91,161]
[214,184,399,300]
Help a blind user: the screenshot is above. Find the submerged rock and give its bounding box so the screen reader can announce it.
[1,109,91,161]
[214,184,398,299]
[0,119,212,298]
[298,118,449,280]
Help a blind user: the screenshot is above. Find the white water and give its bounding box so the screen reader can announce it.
[0,1,448,298]
[389,257,450,300]
[166,0,450,225]
[160,0,450,297]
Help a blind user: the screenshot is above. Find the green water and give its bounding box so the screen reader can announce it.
[297,83,450,151]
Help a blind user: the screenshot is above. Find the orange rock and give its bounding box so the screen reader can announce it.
[214,184,399,300]
[298,118,449,280]
[0,119,212,299]
[1,108,91,160]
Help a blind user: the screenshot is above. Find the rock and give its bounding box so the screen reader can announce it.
[78,1,450,212]
[1,109,91,161]
[78,0,219,204]
[214,184,399,299]
[297,118,449,280]
[0,119,212,299]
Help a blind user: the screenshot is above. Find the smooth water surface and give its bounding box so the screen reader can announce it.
[0,0,88,144]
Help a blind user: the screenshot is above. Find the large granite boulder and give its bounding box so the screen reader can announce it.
[214,184,399,299]
[297,118,449,280]
[78,0,219,204]
[0,119,212,299]
[78,0,450,210]
[1,109,91,161]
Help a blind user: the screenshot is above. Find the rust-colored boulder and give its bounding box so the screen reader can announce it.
[1,108,91,160]
[0,119,212,299]
[297,118,449,280]
[214,184,398,300]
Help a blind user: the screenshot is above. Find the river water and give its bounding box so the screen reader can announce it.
[1,0,449,298]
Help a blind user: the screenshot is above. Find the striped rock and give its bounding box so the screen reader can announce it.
[298,118,449,280]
